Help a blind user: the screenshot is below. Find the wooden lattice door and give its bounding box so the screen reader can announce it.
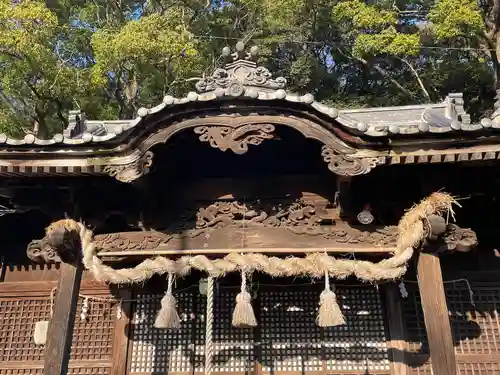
[128,283,391,375]
[403,281,500,374]
[0,277,123,375]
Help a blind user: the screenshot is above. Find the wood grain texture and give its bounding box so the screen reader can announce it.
[95,225,398,258]
[110,288,132,375]
[383,284,409,375]
[417,252,457,375]
[42,260,83,375]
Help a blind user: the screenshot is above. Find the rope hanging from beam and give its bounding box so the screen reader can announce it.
[45,192,457,328]
[205,277,215,375]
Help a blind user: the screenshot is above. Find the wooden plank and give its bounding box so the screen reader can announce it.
[2,262,60,282]
[173,175,336,204]
[382,284,408,375]
[78,373,392,375]
[98,245,395,258]
[110,288,132,375]
[95,226,397,257]
[0,360,111,370]
[1,264,108,283]
[407,353,500,365]
[416,252,457,375]
[43,260,83,375]
[0,279,110,296]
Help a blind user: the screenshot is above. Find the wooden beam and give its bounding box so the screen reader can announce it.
[416,252,456,375]
[93,226,397,256]
[97,246,396,258]
[43,260,83,375]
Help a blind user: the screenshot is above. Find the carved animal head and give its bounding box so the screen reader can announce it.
[27,239,61,264]
[27,227,81,264]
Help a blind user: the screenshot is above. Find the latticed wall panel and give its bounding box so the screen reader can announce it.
[0,297,52,362]
[407,362,500,375]
[260,288,322,373]
[324,287,389,373]
[446,283,500,355]
[129,284,390,375]
[212,289,255,373]
[130,289,256,374]
[0,368,110,375]
[130,292,195,373]
[403,281,500,374]
[72,297,116,361]
[0,292,116,374]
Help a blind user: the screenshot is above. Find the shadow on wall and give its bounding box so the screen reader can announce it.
[117,279,486,375]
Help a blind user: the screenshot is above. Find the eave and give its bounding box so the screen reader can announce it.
[0,43,499,181]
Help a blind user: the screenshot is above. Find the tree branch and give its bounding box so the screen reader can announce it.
[0,48,24,60]
[399,57,431,102]
[336,48,414,98]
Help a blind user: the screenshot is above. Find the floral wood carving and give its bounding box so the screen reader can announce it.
[94,231,171,251]
[195,43,287,95]
[321,146,380,176]
[95,199,400,253]
[193,124,275,154]
[103,151,154,183]
[192,199,398,245]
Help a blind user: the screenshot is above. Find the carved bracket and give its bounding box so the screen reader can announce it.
[27,239,62,264]
[104,151,154,183]
[321,146,380,176]
[440,224,478,253]
[423,215,478,254]
[27,227,82,264]
[194,124,275,154]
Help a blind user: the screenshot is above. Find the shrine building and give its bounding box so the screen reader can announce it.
[1,43,499,375]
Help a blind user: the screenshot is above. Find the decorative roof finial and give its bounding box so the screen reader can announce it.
[195,43,286,96]
[492,89,500,125]
[64,109,87,138]
[221,42,259,62]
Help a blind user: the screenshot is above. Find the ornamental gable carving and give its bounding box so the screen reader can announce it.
[193,124,275,154]
[195,42,287,96]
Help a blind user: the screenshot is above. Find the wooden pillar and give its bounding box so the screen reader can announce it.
[416,252,456,375]
[110,288,132,375]
[43,229,84,375]
[383,284,408,375]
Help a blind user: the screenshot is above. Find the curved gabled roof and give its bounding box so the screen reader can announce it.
[0,43,499,182]
[0,43,497,147]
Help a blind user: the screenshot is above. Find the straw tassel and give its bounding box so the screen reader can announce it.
[154,273,181,329]
[232,271,257,327]
[317,271,345,327]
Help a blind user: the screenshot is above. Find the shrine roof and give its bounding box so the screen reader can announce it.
[26,91,472,146]
[0,43,499,181]
[0,43,495,147]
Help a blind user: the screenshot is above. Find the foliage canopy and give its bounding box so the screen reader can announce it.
[0,0,498,136]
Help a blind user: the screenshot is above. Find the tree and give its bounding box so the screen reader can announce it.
[0,0,499,137]
[91,12,201,118]
[0,0,81,137]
